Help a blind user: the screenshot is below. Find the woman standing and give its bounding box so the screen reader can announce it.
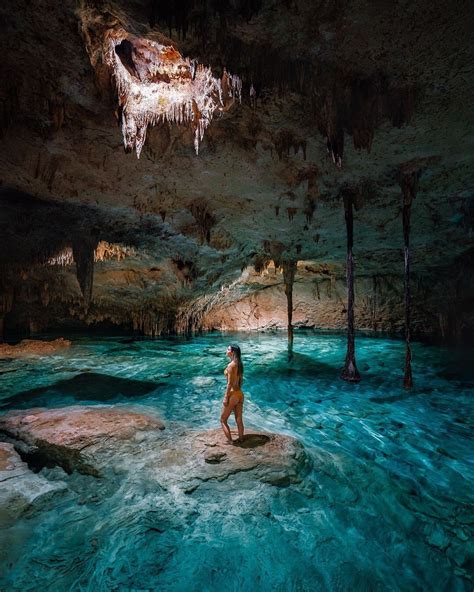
[220,345,245,444]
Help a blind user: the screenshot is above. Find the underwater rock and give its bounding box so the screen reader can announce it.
[5,372,162,407]
[0,338,71,358]
[0,407,308,491]
[0,442,66,527]
[0,406,165,477]
[152,429,312,492]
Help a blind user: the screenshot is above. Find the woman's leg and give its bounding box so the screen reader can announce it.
[220,397,238,443]
[234,399,244,442]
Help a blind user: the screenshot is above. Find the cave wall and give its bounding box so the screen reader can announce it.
[197,267,473,343]
[2,251,472,344]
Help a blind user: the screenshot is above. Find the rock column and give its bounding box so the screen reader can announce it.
[399,170,420,389]
[282,260,297,352]
[341,190,361,382]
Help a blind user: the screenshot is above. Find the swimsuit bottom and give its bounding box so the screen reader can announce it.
[229,390,244,404]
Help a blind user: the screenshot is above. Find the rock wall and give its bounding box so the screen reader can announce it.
[2,257,472,344]
[201,276,405,333]
[193,262,474,343]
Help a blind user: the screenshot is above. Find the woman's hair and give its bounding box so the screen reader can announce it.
[229,344,244,387]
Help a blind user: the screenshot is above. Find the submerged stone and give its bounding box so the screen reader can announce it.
[5,372,162,407]
[151,428,312,491]
[0,406,165,477]
[0,442,66,526]
[0,407,309,493]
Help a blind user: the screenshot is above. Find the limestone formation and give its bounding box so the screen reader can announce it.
[340,187,361,383]
[399,168,422,388]
[0,406,165,476]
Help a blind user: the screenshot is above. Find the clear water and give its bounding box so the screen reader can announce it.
[0,332,473,591]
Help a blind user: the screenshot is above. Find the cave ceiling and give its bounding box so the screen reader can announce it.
[0,0,473,326]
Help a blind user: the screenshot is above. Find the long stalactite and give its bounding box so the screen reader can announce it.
[399,169,421,389]
[341,188,361,383]
[72,237,98,310]
[282,259,297,354]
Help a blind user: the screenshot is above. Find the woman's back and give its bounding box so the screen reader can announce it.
[225,361,242,390]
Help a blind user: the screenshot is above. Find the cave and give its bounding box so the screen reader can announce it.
[0,0,473,590]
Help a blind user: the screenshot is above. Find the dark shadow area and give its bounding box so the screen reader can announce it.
[250,351,338,380]
[0,188,171,267]
[10,442,75,475]
[235,434,270,448]
[370,388,434,404]
[2,372,162,408]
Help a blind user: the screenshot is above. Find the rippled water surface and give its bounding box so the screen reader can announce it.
[0,332,473,591]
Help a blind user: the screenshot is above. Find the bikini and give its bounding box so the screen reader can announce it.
[224,367,244,404]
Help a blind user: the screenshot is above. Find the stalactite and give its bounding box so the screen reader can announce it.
[94,241,135,262]
[372,275,378,332]
[274,130,306,160]
[253,254,271,274]
[262,240,285,269]
[98,28,241,157]
[399,169,421,388]
[72,238,97,309]
[48,92,65,132]
[303,196,316,224]
[314,74,415,168]
[250,83,257,108]
[387,84,415,128]
[188,198,216,244]
[282,259,297,352]
[131,308,174,337]
[47,248,74,267]
[47,242,134,267]
[172,258,197,286]
[175,291,225,336]
[340,189,361,383]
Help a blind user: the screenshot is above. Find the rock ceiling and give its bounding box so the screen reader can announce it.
[0,0,473,337]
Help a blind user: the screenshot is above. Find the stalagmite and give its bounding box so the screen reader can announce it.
[399,170,421,389]
[72,238,97,309]
[340,189,361,382]
[282,260,297,352]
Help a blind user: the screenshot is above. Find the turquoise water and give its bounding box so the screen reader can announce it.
[0,332,473,591]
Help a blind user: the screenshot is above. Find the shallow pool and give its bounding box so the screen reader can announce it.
[0,332,473,591]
